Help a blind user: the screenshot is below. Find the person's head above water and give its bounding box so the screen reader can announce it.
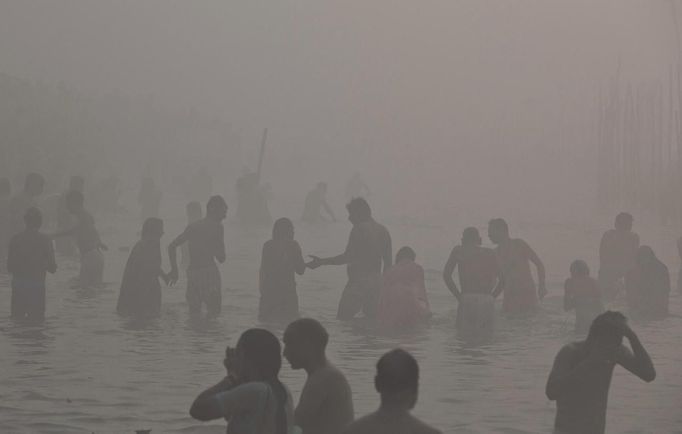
[346,197,371,224]
[283,318,329,370]
[186,201,202,222]
[396,246,416,264]
[635,245,657,267]
[614,212,634,231]
[141,217,163,241]
[206,195,227,221]
[65,190,85,214]
[375,349,419,411]
[0,177,10,198]
[24,173,45,197]
[586,310,627,351]
[487,218,509,245]
[272,217,294,241]
[24,207,43,230]
[316,182,328,193]
[462,227,482,246]
[570,260,590,277]
[69,176,85,192]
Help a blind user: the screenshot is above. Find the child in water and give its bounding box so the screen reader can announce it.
[377,246,431,330]
[564,260,604,333]
[117,218,169,318]
[258,218,306,322]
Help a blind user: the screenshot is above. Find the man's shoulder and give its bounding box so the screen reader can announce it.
[342,413,377,434]
[557,341,585,359]
[408,415,442,434]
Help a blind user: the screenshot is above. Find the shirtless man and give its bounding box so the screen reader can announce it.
[546,311,655,434]
[168,195,227,318]
[443,227,502,329]
[283,318,354,434]
[488,218,546,315]
[308,198,392,320]
[302,182,336,223]
[9,173,45,238]
[598,212,639,301]
[342,349,441,434]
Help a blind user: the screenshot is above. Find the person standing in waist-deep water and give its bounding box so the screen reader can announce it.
[0,177,11,273]
[342,349,442,434]
[259,218,306,322]
[302,182,336,224]
[168,195,227,319]
[625,246,670,319]
[283,318,354,434]
[9,173,45,239]
[377,246,431,330]
[138,177,162,221]
[7,208,56,321]
[564,260,604,334]
[598,212,639,302]
[117,218,169,318]
[487,218,546,315]
[190,328,295,434]
[55,175,84,257]
[443,227,502,330]
[180,201,202,276]
[546,311,655,434]
[307,198,392,320]
[52,190,107,288]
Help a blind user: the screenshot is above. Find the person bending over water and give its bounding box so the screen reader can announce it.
[190,328,295,434]
[117,218,169,318]
[564,260,604,334]
[168,195,227,318]
[0,177,10,273]
[302,182,336,224]
[52,190,107,288]
[308,198,392,320]
[180,201,202,275]
[546,311,655,434]
[443,227,501,330]
[259,218,306,322]
[342,349,441,434]
[625,246,670,319]
[283,318,354,434]
[7,208,56,321]
[488,218,546,315]
[598,212,639,302]
[377,246,431,330]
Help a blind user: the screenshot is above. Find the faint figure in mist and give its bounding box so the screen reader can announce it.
[308,198,392,320]
[180,201,202,275]
[191,166,213,200]
[52,190,107,288]
[235,169,272,226]
[598,212,639,302]
[189,328,295,433]
[7,208,56,321]
[676,236,682,294]
[283,318,354,434]
[563,260,604,334]
[488,218,546,315]
[55,175,84,257]
[345,171,370,202]
[546,311,655,434]
[93,176,122,215]
[9,173,45,238]
[342,349,442,434]
[138,177,162,221]
[625,246,670,320]
[302,182,336,224]
[0,177,11,273]
[117,218,169,318]
[443,227,501,331]
[168,195,227,319]
[377,246,431,331]
[259,218,306,323]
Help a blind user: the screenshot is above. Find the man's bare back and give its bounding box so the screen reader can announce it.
[297,363,354,434]
[342,410,441,434]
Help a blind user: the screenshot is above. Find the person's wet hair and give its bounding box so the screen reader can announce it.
[615,212,633,228]
[396,246,416,263]
[587,311,627,344]
[286,318,329,353]
[141,217,163,240]
[346,197,371,221]
[206,195,227,214]
[570,260,590,277]
[462,227,481,245]
[488,218,509,236]
[65,189,85,209]
[0,177,10,197]
[272,217,294,241]
[24,207,42,229]
[375,348,419,395]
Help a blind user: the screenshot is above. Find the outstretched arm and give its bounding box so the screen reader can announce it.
[167,229,189,285]
[616,326,656,382]
[443,249,461,302]
[526,243,546,298]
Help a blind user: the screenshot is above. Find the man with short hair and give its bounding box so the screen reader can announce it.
[598,212,640,301]
[283,318,354,434]
[546,311,655,434]
[342,349,441,434]
[9,173,45,237]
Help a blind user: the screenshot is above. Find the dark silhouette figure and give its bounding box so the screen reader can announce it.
[564,260,604,334]
[302,182,336,223]
[377,247,431,330]
[55,175,84,257]
[7,208,56,321]
[546,311,655,434]
[283,318,354,434]
[488,218,546,315]
[342,349,442,434]
[259,218,306,322]
[189,328,294,433]
[52,190,107,288]
[345,171,370,202]
[138,177,162,221]
[117,218,169,318]
[0,177,11,273]
[180,201,202,275]
[168,195,227,318]
[598,212,639,301]
[443,227,501,329]
[625,246,670,319]
[307,198,392,320]
[9,173,45,238]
